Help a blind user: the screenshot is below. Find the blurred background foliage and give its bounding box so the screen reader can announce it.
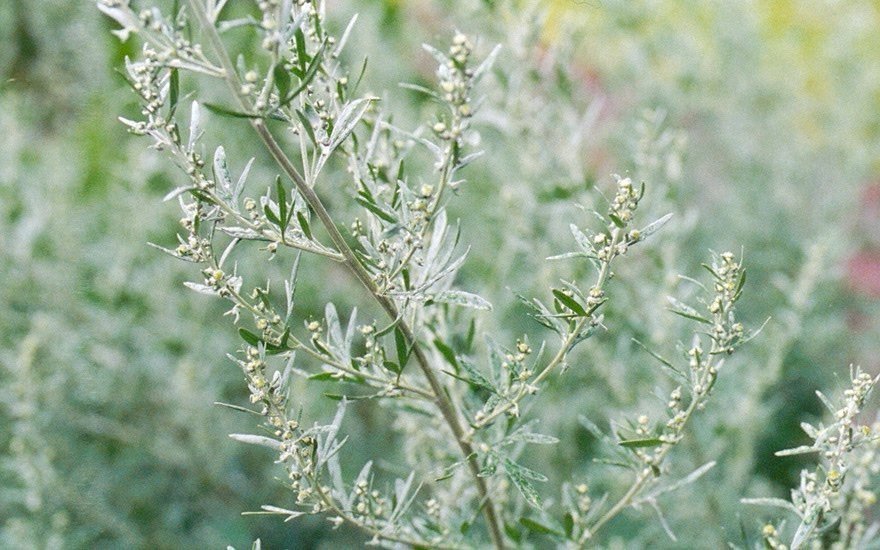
[1,0,880,548]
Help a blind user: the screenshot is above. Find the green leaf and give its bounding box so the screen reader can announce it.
[734,269,747,301]
[519,517,563,537]
[433,338,459,371]
[435,290,493,311]
[239,328,260,346]
[638,212,673,239]
[394,327,411,372]
[213,146,233,193]
[504,523,523,544]
[382,361,401,375]
[552,289,587,317]
[608,213,625,228]
[275,176,288,237]
[504,458,542,508]
[168,68,179,116]
[264,203,282,227]
[274,62,290,101]
[465,318,476,352]
[562,513,574,539]
[352,56,368,95]
[356,196,397,223]
[238,328,286,355]
[701,263,722,280]
[297,210,313,240]
[619,437,664,448]
[326,97,375,154]
[293,28,308,72]
[666,296,711,324]
[203,102,261,119]
[295,109,317,147]
[281,43,326,107]
[459,358,495,392]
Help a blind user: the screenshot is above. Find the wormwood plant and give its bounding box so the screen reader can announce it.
[100,0,757,546]
[744,367,880,550]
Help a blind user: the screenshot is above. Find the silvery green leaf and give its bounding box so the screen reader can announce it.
[434,290,492,310]
[117,116,141,131]
[333,14,359,57]
[285,254,301,319]
[344,307,358,352]
[166,57,224,77]
[327,451,345,502]
[218,226,262,239]
[648,500,677,542]
[348,461,373,508]
[507,431,560,445]
[791,512,820,550]
[184,282,219,295]
[456,151,485,170]
[316,400,347,470]
[217,16,260,33]
[207,0,231,22]
[740,497,802,516]
[800,422,819,439]
[398,82,441,101]
[421,43,448,65]
[570,224,593,254]
[228,434,282,450]
[148,241,198,262]
[666,296,711,324]
[471,44,502,82]
[390,471,421,523]
[546,252,585,261]
[214,146,233,199]
[775,445,818,457]
[242,505,304,522]
[97,3,140,35]
[639,461,715,502]
[815,390,836,414]
[163,185,196,202]
[188,101,201,152]
[327,97,375,153]
[638,213,674,239]
[325,303,344,354]
[458,357,494,391]
[503,458,543,508]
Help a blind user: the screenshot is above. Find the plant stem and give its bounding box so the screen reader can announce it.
[186,2,504,546]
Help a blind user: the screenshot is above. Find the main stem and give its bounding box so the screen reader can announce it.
[186,3,504,547]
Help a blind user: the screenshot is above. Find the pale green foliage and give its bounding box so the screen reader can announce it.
[97,0,757,546]
[3,0,880,548]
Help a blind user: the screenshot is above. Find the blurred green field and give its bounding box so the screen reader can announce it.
[2,0,880,547]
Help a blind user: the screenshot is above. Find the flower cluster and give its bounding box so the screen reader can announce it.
[434,33,475,142]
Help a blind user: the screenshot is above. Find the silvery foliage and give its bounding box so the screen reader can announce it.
[100,0,762,546]
[744,367,880,550]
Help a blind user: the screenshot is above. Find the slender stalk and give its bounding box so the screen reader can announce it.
[185,2,504,546]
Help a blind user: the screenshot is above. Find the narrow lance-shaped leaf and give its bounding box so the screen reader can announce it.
[274,62,291,101]
[275,176,289,238]
[394,326,411,372]
[168,67,179,117]
[280,43,326,107]
[552,289,588,317]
